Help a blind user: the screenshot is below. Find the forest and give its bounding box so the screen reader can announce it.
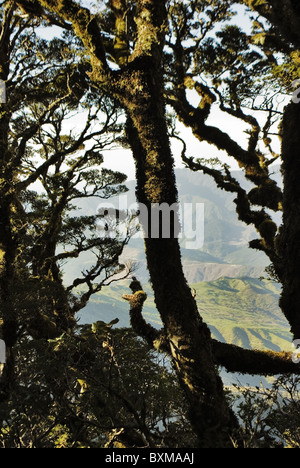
[0,0,300,449]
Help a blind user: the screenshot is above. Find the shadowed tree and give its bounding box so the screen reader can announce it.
[6,0,300,447]
[14,0,239,446]
[164,0,300,339]
[0,2,132,409]
[237,0,300,340]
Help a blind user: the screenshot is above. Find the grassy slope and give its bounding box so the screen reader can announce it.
[77,276,292,353]
[192,277,291,352]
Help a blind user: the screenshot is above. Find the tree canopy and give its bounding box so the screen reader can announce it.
[0,0,300,448]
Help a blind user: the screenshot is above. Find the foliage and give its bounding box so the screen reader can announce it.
[0,325,195,448]
[0,0,299,448]
[231,375,300,448]
[0,2,132,343]
[0,7,195,447]
[0,1,137,443]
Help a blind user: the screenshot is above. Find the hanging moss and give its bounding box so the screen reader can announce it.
[212,340,300,376]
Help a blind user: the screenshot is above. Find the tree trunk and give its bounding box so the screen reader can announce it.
[0,187,18,404]
[0,19,18,401]
[280,101,300,339]
[22,0,238,446]
[123,59,237,446]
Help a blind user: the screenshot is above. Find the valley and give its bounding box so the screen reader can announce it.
[70,167,290,361]
[77,276,292,353]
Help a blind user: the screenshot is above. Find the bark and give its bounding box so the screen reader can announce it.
[123,83,238,446]
[212,340,299,375]
[279,102,300,339]
[167,4,300,342]
[166,35,283,277]
[29,4,300,436]
[235,3,300,340]
[0,183,18,403]
[0,4,19,402]
[28,0,240,446]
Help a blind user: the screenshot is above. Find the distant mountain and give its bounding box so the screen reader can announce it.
[115,167,277,283]
[77,276,292,353]
[67,167,277,285]
[174,167,281,263]
[69,165,287,346]
[193,277,291,352]
[73,167,287,387]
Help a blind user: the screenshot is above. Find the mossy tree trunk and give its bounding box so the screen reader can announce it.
[0,4,18,401]
[240,0,300,49]
[125,103,237,446]
[240,0,300,341]
[280,101,300,339]
[30,0,238,446]
[109,4,237,447]
[22,0,239,446]
[14,0,300,444]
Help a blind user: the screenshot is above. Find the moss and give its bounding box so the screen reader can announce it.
[280,102,300,338]
[39,0,108,82]
[132,290,147,304]
[41,0,239,445]
[248,182,283,211]
[212,340,299,376]
[258,219,278,245]
[0,249,4,274]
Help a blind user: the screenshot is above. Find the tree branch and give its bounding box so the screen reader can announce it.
[122,278,169,352]
[122,279,299,376]
[212,340,300,376]
[32,0,110,81]
[15,0,72,30]
[171,130,280,265]
[238,0,300,49]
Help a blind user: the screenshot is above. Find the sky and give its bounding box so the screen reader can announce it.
[96,2,255,180]
[100,110,248,181]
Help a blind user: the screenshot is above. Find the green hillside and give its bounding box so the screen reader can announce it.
[77,276,292,353]
[192,277,291,352]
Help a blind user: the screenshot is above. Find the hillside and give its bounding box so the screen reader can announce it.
[192,277,291,352]
[77,276,292,353]
[71,167,290,357]
[66,167,276,286]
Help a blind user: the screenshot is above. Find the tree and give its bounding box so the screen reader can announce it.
[0,323,196,448]
[239,0,300,49]
[0,2,131,411]
[0,6,195,444]
[20,0,239,446]
[164,0,300,340]
[166,3,283,268]
[232,374,300,448]
[236,0,300,339]
[13,0,300,447]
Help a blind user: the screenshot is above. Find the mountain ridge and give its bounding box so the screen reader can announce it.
[69,167,289,355]
[77,276,292,353]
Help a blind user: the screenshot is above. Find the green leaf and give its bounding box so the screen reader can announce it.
[91,321,107,334]
[91,318,119,336]
[252,33,267,46]
[77,379,88,394]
